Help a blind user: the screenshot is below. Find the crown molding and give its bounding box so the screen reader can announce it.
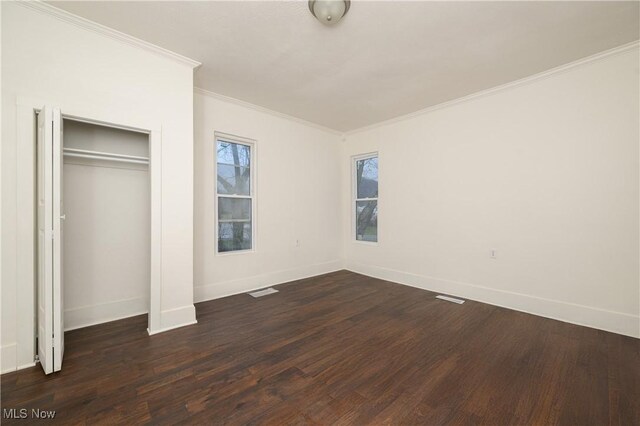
[346,40,640,136]
[17,1,636,135]
[199,40,638,137]
[194,87,344,136]
[16,0,201,69]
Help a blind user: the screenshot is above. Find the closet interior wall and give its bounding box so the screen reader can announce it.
[62,120,150,331]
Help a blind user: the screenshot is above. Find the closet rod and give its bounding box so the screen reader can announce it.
[64,148,149,161]
[64,152,149,165]
[63,148,149,165]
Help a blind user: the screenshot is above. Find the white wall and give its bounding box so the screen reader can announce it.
[193,91,342,301]
[1,2,198,372]
[63,121,150,331]
[342,46,640,337]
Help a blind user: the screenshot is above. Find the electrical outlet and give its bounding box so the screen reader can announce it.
[490,249,497,259]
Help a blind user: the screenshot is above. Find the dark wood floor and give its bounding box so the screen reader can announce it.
[2,271,639,425]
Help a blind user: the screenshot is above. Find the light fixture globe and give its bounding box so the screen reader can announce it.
[309,0,350,25]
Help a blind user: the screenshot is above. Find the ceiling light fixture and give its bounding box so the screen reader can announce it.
[308,0,350,26]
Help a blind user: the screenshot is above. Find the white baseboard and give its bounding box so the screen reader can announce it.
[0,344,33,375]
[345,261,640,338]
[64,297,148,331]
[1,344,18,374]
[194,260,343,303]
[147,304,197,335]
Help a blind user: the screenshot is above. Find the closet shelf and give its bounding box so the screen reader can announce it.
[63,148,149,165]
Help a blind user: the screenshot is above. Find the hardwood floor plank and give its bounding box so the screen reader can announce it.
[2,271,638,425]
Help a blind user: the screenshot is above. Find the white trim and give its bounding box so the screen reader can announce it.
[345,262,640,338]
[148,128,163,334]
[197,41,638,135]
[64,297,149,332]
[1,344,18,374]
[0,358,38,374]
[15,100,37,374]
[147,321,198,336]
[214,133,257,255]
[15,0,201,69]
[346,40,640,136]
[352,152,379,244]
[17,362,37,371]
[195,87,343,136]
[146,305,198,335]
[194,260,343,302]
[1,345,36,374]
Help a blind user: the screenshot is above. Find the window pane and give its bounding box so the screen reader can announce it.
[216,139,253,253]
[356,157,378,199]
[218,222,252,252]
[217,164,250,195]
[218,197,251,221]
[356,200,378,242]
[217,140,250,167]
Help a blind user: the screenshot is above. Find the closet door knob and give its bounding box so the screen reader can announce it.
[60,214,66,220]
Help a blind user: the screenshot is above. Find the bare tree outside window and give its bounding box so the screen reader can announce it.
[355,155,378,242]
[216,139,253,252]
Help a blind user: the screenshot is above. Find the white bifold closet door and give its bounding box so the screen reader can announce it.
[37,105,64,374]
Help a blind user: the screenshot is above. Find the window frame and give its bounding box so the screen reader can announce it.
[352,152,379,244]
[214,132,256,255]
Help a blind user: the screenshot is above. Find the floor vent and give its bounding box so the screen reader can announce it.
[248,287,279,298]
[436,295,465,304]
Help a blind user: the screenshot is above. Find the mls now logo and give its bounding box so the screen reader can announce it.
[3,408,56,419]
[3,409,28,419]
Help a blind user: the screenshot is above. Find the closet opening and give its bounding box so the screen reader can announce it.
[30,104,160,374]
[61,119,151,332]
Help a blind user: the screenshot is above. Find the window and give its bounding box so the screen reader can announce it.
[354,154,378,242]
[215,134,254,253]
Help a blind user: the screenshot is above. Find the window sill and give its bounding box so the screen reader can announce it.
[215,248,256,257]
[353,240,378,246]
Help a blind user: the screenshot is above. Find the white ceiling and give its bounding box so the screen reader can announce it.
[50,1,639,132]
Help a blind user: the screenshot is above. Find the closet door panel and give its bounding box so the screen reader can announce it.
[53,108,64,372]
[36,106,64,375]
[37,106,54,375]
